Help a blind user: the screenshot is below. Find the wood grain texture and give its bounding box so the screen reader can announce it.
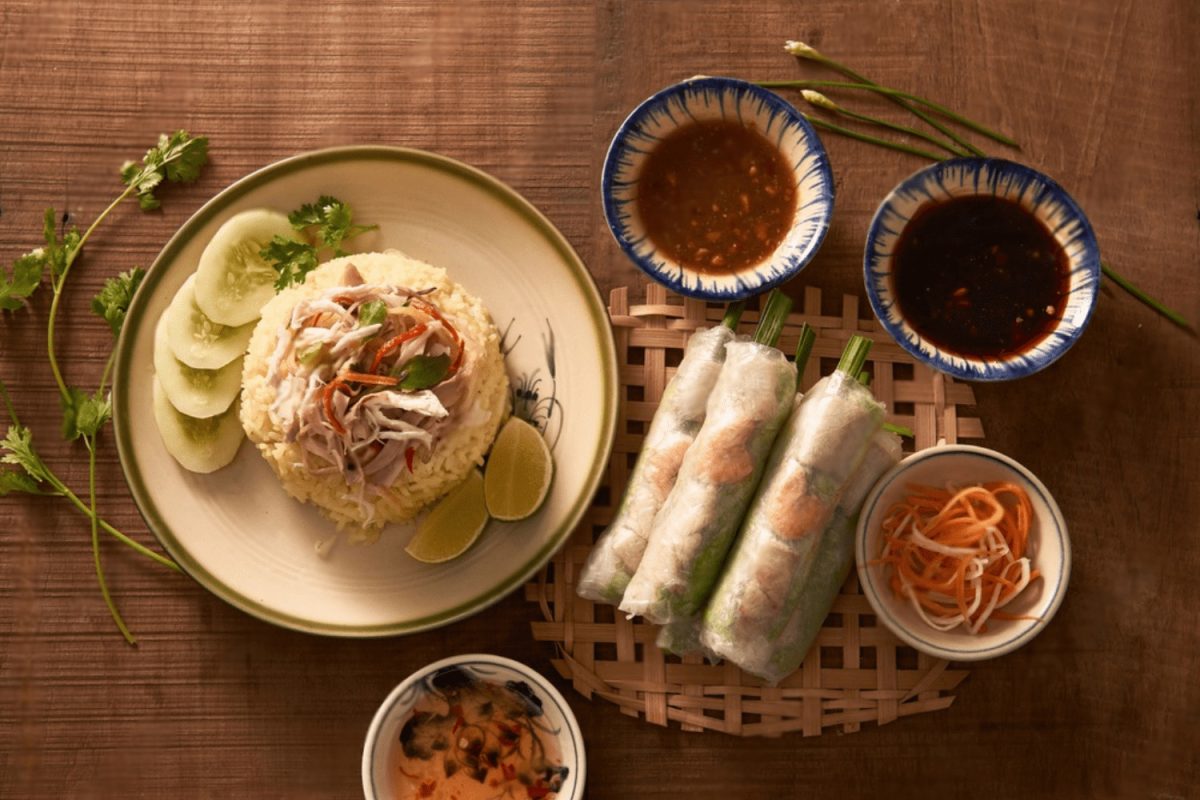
[1,1,1197,798]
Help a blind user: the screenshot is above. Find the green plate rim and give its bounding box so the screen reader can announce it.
[112,145,617,637]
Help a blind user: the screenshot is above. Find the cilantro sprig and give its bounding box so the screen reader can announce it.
[260,195,377,290]
[1,131,203,644]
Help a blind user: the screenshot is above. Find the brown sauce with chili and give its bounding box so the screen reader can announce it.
[637,120,797,274]
[892,195,1069,358]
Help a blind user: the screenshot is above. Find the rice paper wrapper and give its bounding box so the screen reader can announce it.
[577,326,738,604]
[619,341,796,625]
[710,430,902,684]
[699,371,885,667]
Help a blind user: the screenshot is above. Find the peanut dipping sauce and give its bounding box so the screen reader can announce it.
[636,120,797,274]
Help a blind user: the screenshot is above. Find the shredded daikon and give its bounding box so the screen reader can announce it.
[877,482,1041,634]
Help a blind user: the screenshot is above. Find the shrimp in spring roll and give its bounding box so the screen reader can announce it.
[655,323,818,656]
[620,291,796,627]
[699,336,887,676]
[753,428,903,684]
[576,304,744,605]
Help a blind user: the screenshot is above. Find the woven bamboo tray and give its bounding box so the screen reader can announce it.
[526,283,981,737]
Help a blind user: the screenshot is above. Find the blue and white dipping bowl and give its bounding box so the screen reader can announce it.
[602,76,835,301]
[864,158,1102,381]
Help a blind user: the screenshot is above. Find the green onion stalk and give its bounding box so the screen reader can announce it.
[755,43,1192,331]
[753,289,794,347]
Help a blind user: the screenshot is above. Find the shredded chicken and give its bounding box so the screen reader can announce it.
[265,264,472,511]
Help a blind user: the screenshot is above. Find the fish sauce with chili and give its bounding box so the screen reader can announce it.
[636,120,797,274]
[892,195,1070,358]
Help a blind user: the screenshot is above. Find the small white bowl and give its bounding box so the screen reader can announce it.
[362,654,586,799]
[602,76,835,301]
[855,445,1070,661]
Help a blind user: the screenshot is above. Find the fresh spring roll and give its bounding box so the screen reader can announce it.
[655,324,817,658]
[577,322,739,604]
[698,336,886,672]
[619,338,797,625]
[751,430,902,684]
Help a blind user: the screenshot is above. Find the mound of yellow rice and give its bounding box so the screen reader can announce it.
[240,250,509,539]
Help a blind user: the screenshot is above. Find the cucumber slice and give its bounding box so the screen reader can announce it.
[164,275,255,370]
[193,209,298,326]
[152,377,244,473]
[153,314,241,419]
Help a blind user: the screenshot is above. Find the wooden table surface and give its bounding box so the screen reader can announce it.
[1,2,1197,798]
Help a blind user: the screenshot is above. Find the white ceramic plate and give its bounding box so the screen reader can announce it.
[113,147,617,636]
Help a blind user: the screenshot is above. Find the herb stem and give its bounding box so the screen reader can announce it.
[721,300,747,330]
[836,334,873,377]
[98,351,116,396]
[794,323,816,389]
[1,379,180,572]
[759,78,1017,150]
[883,422,915,437]
[85,435,136,645]
[780,46,989,154]
[1101,262,1194,331]
[803,114,946,162]
[46,469,182,571]
[802,91,969,157]
[46,186,136,402]
[752,289,793,347]
[0,379,18,426]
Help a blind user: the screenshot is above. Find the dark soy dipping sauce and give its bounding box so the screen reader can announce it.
[637,120,797,274]
[892,195,1070,358]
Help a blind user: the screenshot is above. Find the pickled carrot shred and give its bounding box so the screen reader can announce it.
[876,482,1042,633]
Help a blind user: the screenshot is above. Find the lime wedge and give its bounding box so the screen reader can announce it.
[405,469,489,564]
[484,417,553,521]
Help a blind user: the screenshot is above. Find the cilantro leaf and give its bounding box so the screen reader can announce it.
[0,468,48,496]
[395,354,451,390]
[260,237,319,291]
[120,130,209,211]
[358,299,388,328]
[0,209,83,312]
[91,268,145,336]
[41,208,81,283]
[286,197,329,229]
[1,424,54,485]
[159,131,209,183]
[287,195,377,257]
[60,387,89,441]
[0,250,46,312]
[75,392,112,438]
[61,388,111,441]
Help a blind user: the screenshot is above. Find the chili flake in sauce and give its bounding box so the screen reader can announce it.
[637,120,797,274]
[391,667,568,800]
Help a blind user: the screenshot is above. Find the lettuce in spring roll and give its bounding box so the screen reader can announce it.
[751,429,902,684]
[577,305,743,605]
[620,292,795,626]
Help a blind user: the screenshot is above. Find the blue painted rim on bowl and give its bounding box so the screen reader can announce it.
[863,158,1101,381]
[602,76,835,301]
[855,445,1072,661]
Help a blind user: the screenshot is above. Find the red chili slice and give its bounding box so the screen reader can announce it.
[322,377,348,435]
[405,447,416,473]
[370,323,429,373]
